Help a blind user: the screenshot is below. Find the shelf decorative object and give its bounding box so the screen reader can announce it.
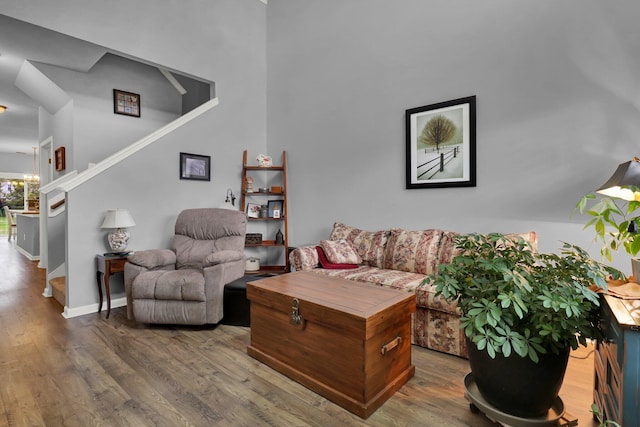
[246,233,263,245]
[256,154,272,167]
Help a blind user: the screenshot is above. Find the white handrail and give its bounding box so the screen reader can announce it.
[39,170,78,194]
[57,97,219,193]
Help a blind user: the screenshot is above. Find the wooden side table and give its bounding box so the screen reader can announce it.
[95,254,129,318]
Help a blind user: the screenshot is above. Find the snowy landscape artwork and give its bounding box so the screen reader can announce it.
[405,96,476,189]
[180,152,211,181]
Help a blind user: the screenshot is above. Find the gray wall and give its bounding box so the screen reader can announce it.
[39,102,73,181]
[266,0,640,271]
[5,0,638,312]
[35,53,182,171]
[1,0,267,311]
[0,153,31,173]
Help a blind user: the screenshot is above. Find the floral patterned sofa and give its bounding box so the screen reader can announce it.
[289,222,537,358]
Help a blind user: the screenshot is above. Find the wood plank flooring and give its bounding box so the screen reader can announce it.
[0,240,599,426]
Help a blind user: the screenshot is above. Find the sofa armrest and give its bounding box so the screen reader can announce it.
[203,250,245,268]
[289,245,319,271]
[128,249,176,270]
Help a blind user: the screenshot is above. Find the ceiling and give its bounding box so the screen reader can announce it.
[0,14,108,155]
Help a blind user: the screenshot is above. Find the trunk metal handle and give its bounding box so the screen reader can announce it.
[381,336,402,355]
[290,298,302,325]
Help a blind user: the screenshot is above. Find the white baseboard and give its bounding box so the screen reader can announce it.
[62,296,127,319]
[15,245,39,261]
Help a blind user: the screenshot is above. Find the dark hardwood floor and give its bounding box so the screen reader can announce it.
[0,239,598,426]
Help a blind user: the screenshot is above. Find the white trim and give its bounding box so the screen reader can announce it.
[15,245,39,261]
[40,136,54,183]
[39,170,78,194]
[58,97,219,193]
[62,296,126,319]
[38,136,53,270]
[0,172,27,179]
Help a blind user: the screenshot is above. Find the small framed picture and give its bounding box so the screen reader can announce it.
[113,89,141,117]
[246,203,261,219]
[267,200,284,218]
[272,209,281,219]
[180,152,211,181]
[54,146,65,171]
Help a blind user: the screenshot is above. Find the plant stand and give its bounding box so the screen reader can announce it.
[464,374,577,427]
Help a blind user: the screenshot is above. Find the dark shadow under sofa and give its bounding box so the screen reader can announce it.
[289,222,537,358]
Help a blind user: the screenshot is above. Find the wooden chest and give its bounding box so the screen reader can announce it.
[246,271,416,418]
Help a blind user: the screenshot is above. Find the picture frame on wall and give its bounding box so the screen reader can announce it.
[405,95,476,189]
[54,146,65,171]
[180,152,211,181]
[113,89,141,117]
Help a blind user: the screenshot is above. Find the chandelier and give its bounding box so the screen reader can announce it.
[24,146,40,184]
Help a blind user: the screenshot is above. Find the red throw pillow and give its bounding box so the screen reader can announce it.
[316,246,360,269]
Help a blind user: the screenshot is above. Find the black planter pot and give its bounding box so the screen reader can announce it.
[467,338,570,418]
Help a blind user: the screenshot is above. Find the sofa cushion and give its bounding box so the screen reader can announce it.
[316,246,360,269]
[310,266,425,293]
[329,222,389,268]
[414,281,461,314]
[382,228,443,275]
[132,269,206,302]
[437,230,538,269]
[289,245,319,271]
[320,239,362,264]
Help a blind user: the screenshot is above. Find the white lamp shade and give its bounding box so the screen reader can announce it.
[100,209,136,229]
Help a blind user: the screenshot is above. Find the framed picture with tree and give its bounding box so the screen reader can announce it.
[405,96,476,189]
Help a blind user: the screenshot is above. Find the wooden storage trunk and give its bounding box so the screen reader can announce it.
[246,271,416,418]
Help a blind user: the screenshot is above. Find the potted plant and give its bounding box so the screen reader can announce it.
[425,233,624,418]
[575,190,640,262]
[591,403,622,427]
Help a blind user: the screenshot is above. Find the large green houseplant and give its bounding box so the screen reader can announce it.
[575,190,640,262]
[425,232,624,417]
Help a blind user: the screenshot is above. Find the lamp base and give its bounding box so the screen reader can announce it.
[108,228,130,252]
[632,258,640,282]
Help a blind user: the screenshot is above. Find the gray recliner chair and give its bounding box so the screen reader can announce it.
[124,208,247,325]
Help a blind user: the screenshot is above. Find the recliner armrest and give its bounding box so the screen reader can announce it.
[203,250,245,268]
[128,249,176,270]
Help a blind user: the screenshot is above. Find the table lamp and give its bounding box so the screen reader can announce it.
[596,157,640,201]
[101,209,136,253]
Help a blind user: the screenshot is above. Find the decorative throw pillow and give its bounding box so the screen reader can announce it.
[382,228,443,275]
[320,239,363,265]
[329,222,389,268]
[316,246,360,269]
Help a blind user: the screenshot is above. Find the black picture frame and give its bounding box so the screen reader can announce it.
[405,96,476,189]
[180,152,211,181]
[267,199,284,218]
[113,89,141,117]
